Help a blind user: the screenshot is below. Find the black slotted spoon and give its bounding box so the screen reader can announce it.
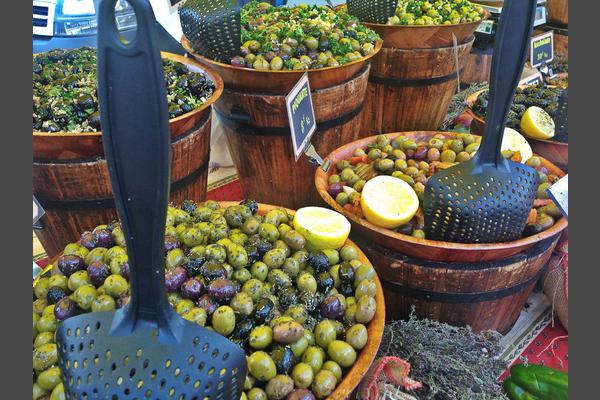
[423,0,539,244]
[179,0,243,63]
[346,0,398,24]
[55,1,247,399]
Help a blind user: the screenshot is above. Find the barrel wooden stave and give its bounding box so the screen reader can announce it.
[33,114,212,258]
[362,37,474,135]
[460,51,492,85]
[362,235,559,333]
[546,0,568,28]
[216,65,370,210]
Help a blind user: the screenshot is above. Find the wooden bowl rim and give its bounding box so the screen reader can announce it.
[34,200,386,399]
[465,88,569,148]
[180,35,382,76]
[315,131,568,253]
[32,52,224,139]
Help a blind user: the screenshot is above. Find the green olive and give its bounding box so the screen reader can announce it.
[301,346,325,374]
[74,284,97,311]
[311,369,337,399]
[292,362,314,389]
[63,243,89,259]
[34,332,55,348]
[103,274,128,298]
[242,279,265,302]
[33,382,48,400]
[175,299,195,315]
[322,361,342,381]
[346,324,368,350]
[48,275,68,291]
[248,351,277,382]
[34,277,50,300]
[355,295,377,323]
[67,271,90,292]
[166,248,185,269]
[259,223,280,242]
[315,320,337,349]
[339,245,359,261]
[33,343,58,372]
[33,314,39,337]
[233,267,252,284]
[441,149,457,163]
[228,244,249,269]
[283,230,306,251]
[335,192,349,206]
[85,247,107,265]
[289,335,309,359]
[265,374,294,400]
[91,294,116,312]
[264,248,287,269]
[247,387,268,400]
[355,279,376,298]
[296,272,317,294]
[327,340,357,367]
[251,261,269,282]
[37,366,62,391]
[249,325,273,350]
[50,382,65,400]
[537,182,552,199]
[182,307,207,326]
[328,174,341,184]
[212,305,236,336]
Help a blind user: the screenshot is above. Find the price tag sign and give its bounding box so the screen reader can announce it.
[33,196,45,226]
[286,73,317,161]
[530,31,553,68]
[476,19,494,35]
[547,175,568,218]
[519,70,543,86]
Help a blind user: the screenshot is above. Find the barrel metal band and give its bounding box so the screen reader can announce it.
[35,156,210,211]
[369,68,464,87]
[215,101,364,137]
[380,264,547,303]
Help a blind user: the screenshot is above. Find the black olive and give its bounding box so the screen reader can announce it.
[201,261,228,281]
[256,241,273,257]
[270,345,297,375]
[339,283,354,297]
[57,254,86,276]
[87,111,101,130]
[54,297,78,322]
[164,235,180,253]
[239,199,259,214]
[46,287,68,304]
[317,272,334,293]
[232,318,255,339]
[308,252,330,273]
[208,278,238,303]
[253,298,274,324]
[182,256,206,277]
[180,199,197,214]
[320,296,344,319]
[338,261,355,285]
[196,294,218,316]
[245,245,261,264]
[278,286,298,311]
[299,291,324,313]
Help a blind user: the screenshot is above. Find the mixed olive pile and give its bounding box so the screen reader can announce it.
[387,0,485,26]
[33,47,216,133]
[32,200,378,400]
[473,85,567,142]
[231,2,379,70]
[327,134,563,239]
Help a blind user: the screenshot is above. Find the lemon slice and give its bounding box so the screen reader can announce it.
[293,207,351,251]
[520,106,555,140]
[360,175,419,229]
[501,127,533,163]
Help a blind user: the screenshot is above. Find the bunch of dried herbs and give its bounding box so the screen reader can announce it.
[440,82,489,130]
[377,311,508,400]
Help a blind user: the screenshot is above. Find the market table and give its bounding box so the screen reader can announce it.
[32,169,568,380]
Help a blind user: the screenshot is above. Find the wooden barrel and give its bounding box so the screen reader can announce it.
[358,234,560,333]
[214,65,371,209]
[362,37,474,135]
[33,53,223,258]
[460,49,492,85]
[546,0,568,28]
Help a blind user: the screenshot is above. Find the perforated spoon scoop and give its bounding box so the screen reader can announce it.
[347,0,398,24]
[55,1,247,399]
[423,0,539,244]
[179,0,242,63]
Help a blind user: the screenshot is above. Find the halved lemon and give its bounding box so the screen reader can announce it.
[293,207,351,251]
[360,175,419,229]
[501,127,533,163]
[520,106,555,140]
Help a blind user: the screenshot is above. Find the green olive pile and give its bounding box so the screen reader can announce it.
[231,2,379,70]
[387,0,484,26]
[33,47,216,133]
[32,200,378,400]
[327,134,563,239]
[473,86,563,132]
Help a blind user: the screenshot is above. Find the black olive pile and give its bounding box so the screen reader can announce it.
[33,200,378,400]
[472,85,563,134]
[33,47,216,133]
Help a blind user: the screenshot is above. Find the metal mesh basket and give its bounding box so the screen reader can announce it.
[347,0,398,24]
[179,0,242,63]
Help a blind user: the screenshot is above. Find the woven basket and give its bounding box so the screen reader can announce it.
[542,234,568,331]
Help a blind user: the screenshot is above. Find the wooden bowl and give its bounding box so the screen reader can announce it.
[34,201,386,399]
[337,5,489,49]
[465,89,569,170]
[33,52,224,161]
[315,131,568,263]
[181,35,382,94]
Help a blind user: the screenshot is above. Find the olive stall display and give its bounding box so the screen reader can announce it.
[181,2,383,209]
[33,48,223,258]
[33,47,216,132]
[323,133,563,240]
[387,0,485,26]
[231,1,379,71]
[32,200,380,400]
